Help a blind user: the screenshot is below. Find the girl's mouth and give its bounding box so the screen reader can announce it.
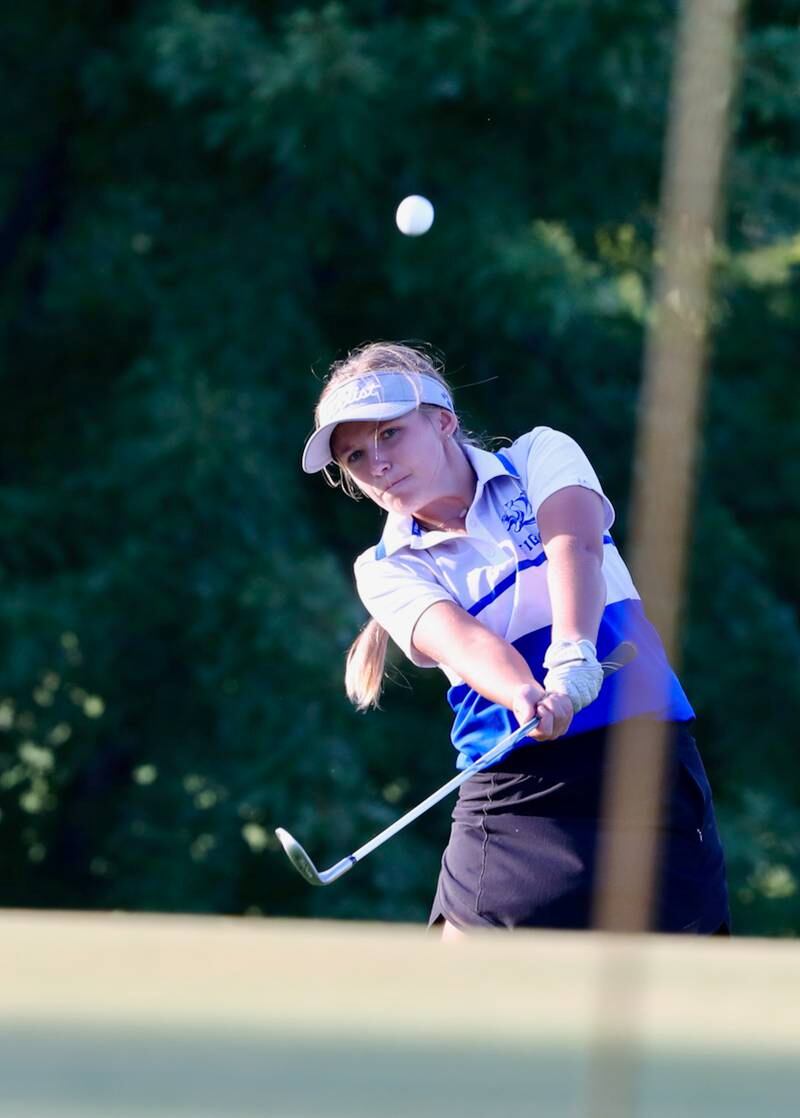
[383,475,410,494]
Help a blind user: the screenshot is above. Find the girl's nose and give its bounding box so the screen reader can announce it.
[368,439,390,475]
[369,451,391,477]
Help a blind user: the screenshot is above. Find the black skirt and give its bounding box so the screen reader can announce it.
[429,719,729,933]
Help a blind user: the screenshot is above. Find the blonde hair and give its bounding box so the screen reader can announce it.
[314,342,472,710]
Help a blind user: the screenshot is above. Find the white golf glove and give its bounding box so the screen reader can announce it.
[543,639,604,713]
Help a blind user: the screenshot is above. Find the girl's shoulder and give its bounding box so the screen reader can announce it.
[353,536,440,575]
[496,425,576,473]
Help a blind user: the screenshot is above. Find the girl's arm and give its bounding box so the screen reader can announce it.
[538,485,607,643]
[411,484,608,740]
[538,485,607,711]
[411,602,573,742]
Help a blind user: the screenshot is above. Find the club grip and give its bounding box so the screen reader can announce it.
[508,640,637,745]
[599,640,638,677]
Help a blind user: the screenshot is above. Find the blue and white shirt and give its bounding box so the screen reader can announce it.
[354,427,694,769]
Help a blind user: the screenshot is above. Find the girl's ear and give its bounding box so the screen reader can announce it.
[440,409,459,437]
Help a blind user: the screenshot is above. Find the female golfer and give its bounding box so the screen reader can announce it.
[302,342,729,937]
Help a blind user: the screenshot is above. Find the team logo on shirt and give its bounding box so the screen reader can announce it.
[501,493,536,533]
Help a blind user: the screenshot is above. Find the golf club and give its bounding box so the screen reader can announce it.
[276,640,637,886]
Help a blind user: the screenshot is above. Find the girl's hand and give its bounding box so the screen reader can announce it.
[542,639,603,713]
[512,683,574,742]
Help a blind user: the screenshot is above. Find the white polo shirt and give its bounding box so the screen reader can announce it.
[354,427,693,768]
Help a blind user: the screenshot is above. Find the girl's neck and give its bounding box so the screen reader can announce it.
[414,444,476,532]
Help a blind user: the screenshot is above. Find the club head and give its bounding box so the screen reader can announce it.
[274,827,326,886]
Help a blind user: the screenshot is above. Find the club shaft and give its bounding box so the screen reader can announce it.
[348,715,541,867]
[345,643,635,871]
[283,641,637,885]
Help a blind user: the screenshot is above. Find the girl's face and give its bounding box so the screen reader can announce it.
[331,407,459,516]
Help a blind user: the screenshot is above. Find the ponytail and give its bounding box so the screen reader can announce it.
[345,619,390,710]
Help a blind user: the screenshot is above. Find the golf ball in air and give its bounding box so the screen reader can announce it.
[395,195,434,236]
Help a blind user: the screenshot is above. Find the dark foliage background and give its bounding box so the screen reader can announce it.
[1,1,798,934]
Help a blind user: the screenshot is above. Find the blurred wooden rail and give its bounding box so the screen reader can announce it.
[1,911,797,1117]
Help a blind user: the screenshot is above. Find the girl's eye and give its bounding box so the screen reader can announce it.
[347,449,363,465]
[381,427,399,440]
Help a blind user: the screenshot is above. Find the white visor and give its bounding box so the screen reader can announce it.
[302,370,455,473]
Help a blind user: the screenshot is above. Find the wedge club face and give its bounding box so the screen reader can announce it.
[274,828,355,887]
[275,828,325,885]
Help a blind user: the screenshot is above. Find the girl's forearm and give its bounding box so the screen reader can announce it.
[451,629,546,709]
[545,539,606,644]
[412,602,545,709]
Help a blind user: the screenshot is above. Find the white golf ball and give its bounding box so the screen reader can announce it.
[395,195,434,237]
